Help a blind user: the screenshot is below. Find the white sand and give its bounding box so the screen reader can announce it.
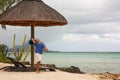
[0,63,100,80]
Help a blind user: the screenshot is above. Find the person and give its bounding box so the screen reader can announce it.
[31,38,48,73]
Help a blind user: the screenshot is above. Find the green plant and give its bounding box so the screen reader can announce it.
[23,45,31,61]
[0,44,9,63]
[13,34,17,60]
[0,53,10,63]
[13,34,30,61]
[18,35,26,61]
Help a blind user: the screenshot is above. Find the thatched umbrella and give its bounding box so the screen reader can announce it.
[0,0,67,67]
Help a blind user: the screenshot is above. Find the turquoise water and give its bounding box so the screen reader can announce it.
[11,52,120,73]
[42,52,120,73]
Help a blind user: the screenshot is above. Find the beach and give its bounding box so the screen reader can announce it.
[0,63,120,80]
[0,63,99,80]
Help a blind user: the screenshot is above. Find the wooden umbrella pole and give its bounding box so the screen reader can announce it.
[31,26,34,67]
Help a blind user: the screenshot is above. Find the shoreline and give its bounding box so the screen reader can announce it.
[0,63,120,80]
[0,63,99,80]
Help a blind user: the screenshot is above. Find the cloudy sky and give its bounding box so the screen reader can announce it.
[1,0,120,52]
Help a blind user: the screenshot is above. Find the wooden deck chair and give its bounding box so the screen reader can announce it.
[7,57,27,68]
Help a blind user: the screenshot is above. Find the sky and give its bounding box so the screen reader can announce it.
[1,0,120,52]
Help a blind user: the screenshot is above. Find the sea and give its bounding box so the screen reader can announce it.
[10,52,120,73]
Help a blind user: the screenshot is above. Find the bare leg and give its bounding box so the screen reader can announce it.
[36,61,41,73]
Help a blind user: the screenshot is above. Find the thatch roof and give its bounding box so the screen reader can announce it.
[0,0,67,26]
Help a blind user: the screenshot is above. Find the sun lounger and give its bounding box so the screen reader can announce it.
[5,57,55,72]
[7,57,27,68]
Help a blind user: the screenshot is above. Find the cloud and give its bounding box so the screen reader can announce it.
[47,33,120,52]
[1,0,120,51]
[101,32,120,40]
[47,0,120,25]
[63,22,120,35]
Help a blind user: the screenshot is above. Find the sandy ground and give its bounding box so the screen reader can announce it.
[0,63,100,80]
